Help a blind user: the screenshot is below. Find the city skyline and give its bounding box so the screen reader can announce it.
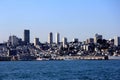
[1,29,120,44]
[0,0,120,42]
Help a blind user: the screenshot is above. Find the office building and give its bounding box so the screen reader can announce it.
[24,29,30,44]
[94,33,102,43]
[48,32,53,44]
[56,33,60,44]
[8,35,19,46]
[34,38,39,46]
[114,36,120,46]
[73,38,79,43]
[86,38,94,44]
[62,37,67,47]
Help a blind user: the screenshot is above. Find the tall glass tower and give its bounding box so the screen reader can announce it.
[24,29,30,44]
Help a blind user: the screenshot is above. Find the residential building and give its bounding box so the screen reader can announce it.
[56,33,60,44]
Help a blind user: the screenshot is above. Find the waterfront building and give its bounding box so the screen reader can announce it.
[114,36,120,46]
[62,37,67,47]
[24,29,30,44]
[56,33,60,44]
[94,33,102,43]
[34,38,39,46]
[48,32,53,44]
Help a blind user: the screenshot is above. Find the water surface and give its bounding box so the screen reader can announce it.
[0,60,120,80]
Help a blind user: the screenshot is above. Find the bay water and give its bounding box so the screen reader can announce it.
[0,60,120,80]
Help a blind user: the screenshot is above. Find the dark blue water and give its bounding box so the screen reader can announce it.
[0,60,120,80]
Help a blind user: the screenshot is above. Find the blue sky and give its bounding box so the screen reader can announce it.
[0,0,120,43]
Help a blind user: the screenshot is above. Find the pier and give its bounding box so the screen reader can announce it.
[53,56,108,60]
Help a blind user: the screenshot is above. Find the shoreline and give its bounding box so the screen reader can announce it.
[1,55,120,61]
[0,55,109,61]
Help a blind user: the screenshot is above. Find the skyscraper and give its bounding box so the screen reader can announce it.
[114,36,120,46]
[56,33,60,44]
[62,37,67,47]
[24,29,30,44]
[48,32,53,44]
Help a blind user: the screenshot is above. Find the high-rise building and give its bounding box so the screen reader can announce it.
[94,33,102,43]
[8,35,19,46]
[24,29,30,44]
[114,36,120,46]
[56,33,60,44]
[73,38,79,43]
[48,32,53,44]
[62,37,67,47]
[34,38,39,46]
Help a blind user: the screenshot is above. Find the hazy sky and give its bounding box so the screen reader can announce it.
[0,0,120,43]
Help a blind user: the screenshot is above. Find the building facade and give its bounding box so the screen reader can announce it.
[73,38,79,43]
[62,37,67,47]
[24,30,30,44]
[8,35,19,46]
[56,33,60,44]
[114,36,120,46]
[34,38,39,46]
[94,33,102,43]
[48,32,53,44]
[86,38,94,44]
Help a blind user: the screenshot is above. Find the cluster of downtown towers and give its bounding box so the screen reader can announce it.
[23,29,67,46]
[8,29,120,47]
